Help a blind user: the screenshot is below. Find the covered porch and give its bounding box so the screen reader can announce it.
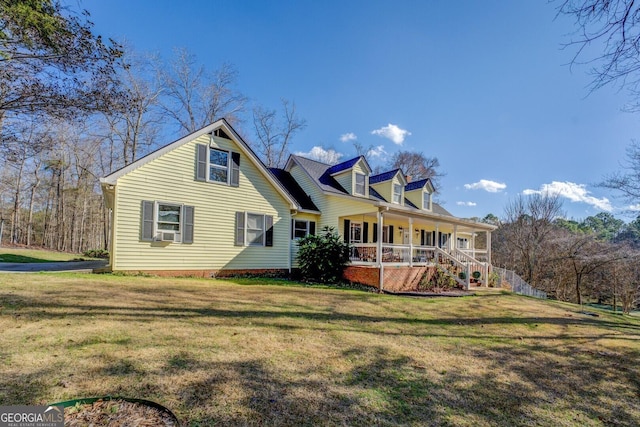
[341,208,494,290]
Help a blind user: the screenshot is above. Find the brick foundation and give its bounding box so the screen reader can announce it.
[343,265,437,292]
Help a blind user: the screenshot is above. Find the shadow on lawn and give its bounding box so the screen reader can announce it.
[169,343,640,426]
[0,254,56,263]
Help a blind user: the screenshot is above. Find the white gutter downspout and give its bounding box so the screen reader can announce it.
[289,211,297,274]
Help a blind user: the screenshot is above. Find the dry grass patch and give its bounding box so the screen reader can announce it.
[0,273,639,426]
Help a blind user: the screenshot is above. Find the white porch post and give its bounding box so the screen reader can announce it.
[487,229,492,269]
[472,230,476,258]
[453,224,458,251]
[378,210,384,291]
[435,223,439,248]
[409,217,414,267]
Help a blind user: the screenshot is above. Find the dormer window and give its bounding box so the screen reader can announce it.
[393,184,402,204]
[423,191,432,210]
[355,173,366,195]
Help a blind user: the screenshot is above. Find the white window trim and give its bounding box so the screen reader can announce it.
[207,146,231,185]
[354,172,366,196]
[293,219,311,240]
[154,201,183,242]
[423,191,432,210]
[350,221,363,243]
[393,183,403,204]
[245,212,266,246]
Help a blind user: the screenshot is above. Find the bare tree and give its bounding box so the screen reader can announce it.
[497,193,564,286]
[385,150,444,189]
[600,140,640,206]
[251,99,306,168]
[159,48,246,134]
[558,0,640,108]
[101,49,164,167]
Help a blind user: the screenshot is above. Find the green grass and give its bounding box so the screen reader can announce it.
[0,273,639,426]
[0,247,92,263]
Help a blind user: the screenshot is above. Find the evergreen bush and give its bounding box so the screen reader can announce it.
[297,226,350,283]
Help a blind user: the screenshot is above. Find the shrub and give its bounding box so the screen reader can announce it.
[472,271,481,280]
[297,226,350,283]
[83,249,109,259]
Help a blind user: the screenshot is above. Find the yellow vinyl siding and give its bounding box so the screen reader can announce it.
[333,170,353,195]
[370,180,392,203]
[112,134,291,271]
[405,188,430,211]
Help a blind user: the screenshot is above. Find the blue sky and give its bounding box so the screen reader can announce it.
[81,0,640,220]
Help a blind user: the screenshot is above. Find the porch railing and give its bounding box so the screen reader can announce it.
[349,244,436,265]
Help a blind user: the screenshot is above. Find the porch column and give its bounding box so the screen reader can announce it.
[487,229,492,270]
[472,229,476,258]
[409,217,414,267]
[377,210,384,291]
[435,223,439,248]
[453,224,458,251]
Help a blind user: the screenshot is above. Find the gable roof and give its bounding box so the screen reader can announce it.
[369,169,402,184]
[268,168,320,213]
[100,119,299,209]
[326,155,372,176]
[287,155,348,195]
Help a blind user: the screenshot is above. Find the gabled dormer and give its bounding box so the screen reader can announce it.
[405,178,435,211]
[369,169,408,205]
[326,156,372,197]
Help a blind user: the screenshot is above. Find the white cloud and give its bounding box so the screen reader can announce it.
[340,132,357,143]
[464,179,507,193]
[629,204,640,211]
[522,181,613,212]
[371,124,411,145]
[367,145,387,159]
[295,146,343,165]
[456,201,477,207]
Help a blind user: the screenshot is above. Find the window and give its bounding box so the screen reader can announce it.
[350,222,362,243]
[457,238,469,249]
[393,184,402,204]
[355,173,366,195]
[209,148,228,183]
[423,191,431,210]
[382,225,390,244]
[141,201,194,244]
[292,220,315,239]
[157,203,181,231]
[196,143,240,186]
[235,212,273,247]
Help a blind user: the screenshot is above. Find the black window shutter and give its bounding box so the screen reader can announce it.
[141,201,154,241]
[309,221,315,235]
[432,231,436,246]
[183,206,194,244]
[363,222,369,243]
[291,219,295,239]
[343,219,351,243]
[265,215,274,247]
[389,225,394,244]
[196,144,207,181]
[372,223,378,243]
[421,230,425,246]
[235,212,245,246]
[230,151,240,187]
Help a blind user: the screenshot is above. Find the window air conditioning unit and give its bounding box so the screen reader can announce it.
[158,232,176,242]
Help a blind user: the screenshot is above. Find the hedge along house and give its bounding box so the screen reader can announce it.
[270,154,497,292]
[100,119,320,277]
[101,119,495,289]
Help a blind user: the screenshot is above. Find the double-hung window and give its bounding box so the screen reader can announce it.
[235,212,274,247]
[157,203,181,231]
[423,191,431,210]
[354,173,366,196]
[141,200,194,244]
[393,184,402,204]
[196,142,240,186]
[292,220,315,239]
[209,148,229,183]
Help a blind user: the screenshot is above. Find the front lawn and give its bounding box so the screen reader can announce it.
[0,274,638,426]
[0,247,94,263]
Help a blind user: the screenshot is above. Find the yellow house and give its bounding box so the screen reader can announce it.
[101,119,495,290]
[100,119,318,277]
